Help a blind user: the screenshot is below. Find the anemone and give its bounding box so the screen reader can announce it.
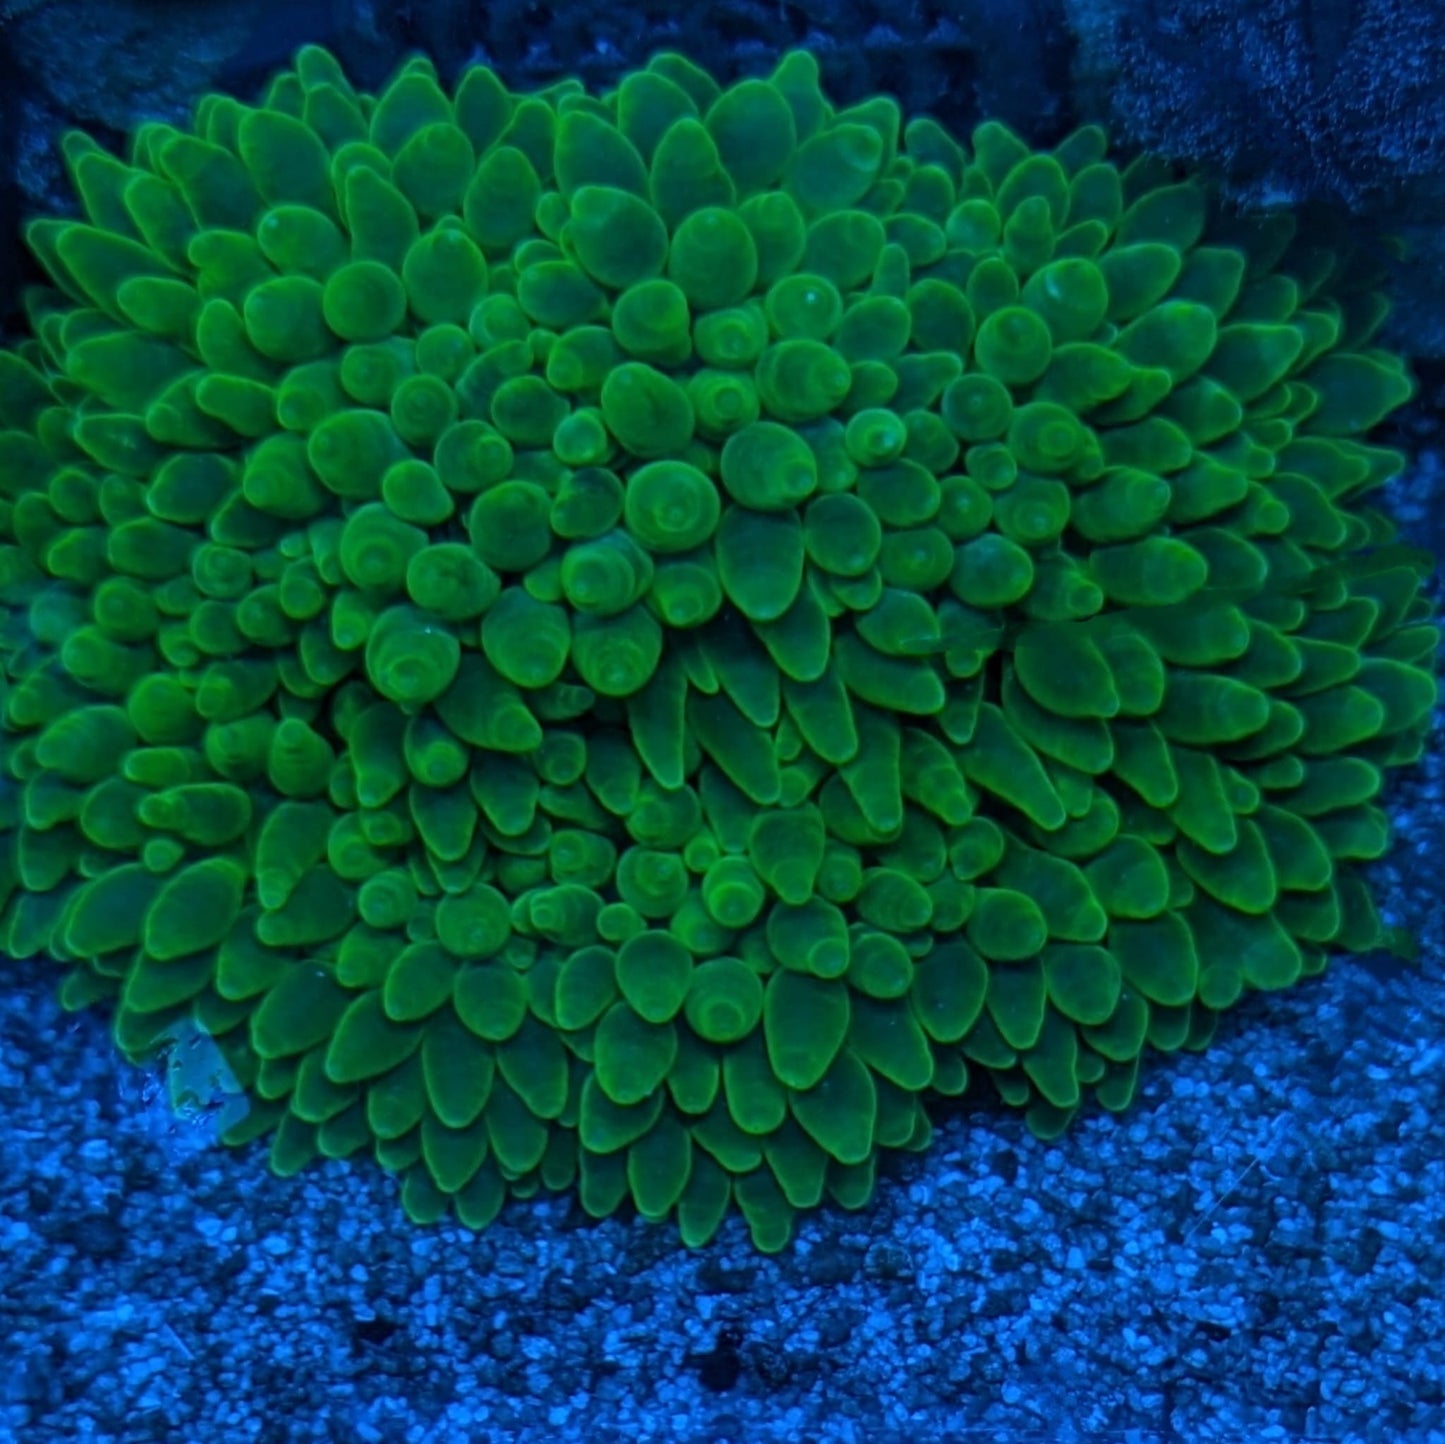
[0,44,1434,1251]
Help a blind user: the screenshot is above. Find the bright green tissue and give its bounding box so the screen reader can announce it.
[0,43,1434,1258]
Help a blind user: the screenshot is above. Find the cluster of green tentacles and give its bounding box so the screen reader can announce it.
[0,44,1435,1251]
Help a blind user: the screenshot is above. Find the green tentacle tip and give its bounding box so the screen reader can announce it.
[1,42,1433,1257]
